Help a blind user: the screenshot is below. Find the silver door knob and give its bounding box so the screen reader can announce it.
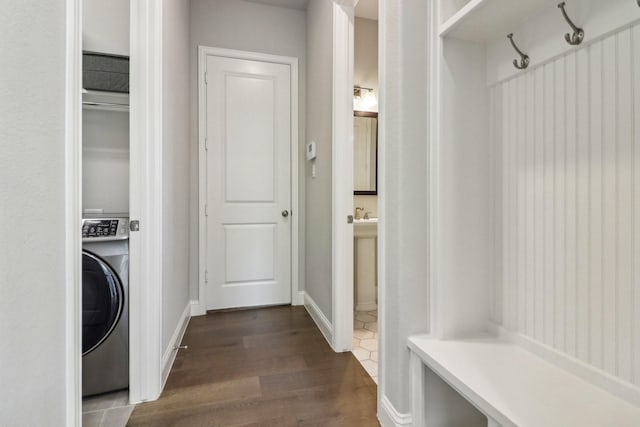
[282,210,289,217]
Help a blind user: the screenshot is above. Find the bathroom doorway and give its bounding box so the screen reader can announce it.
[351,0,379,383]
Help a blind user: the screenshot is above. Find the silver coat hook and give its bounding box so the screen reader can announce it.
[558,2,584,45]
[507,33,529,70]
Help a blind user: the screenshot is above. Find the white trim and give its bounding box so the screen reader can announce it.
[427,0,442,340]
[190,299,203,317]
[161,303,192,388]
[303,292,334,348]
[295,291,305,306]
[488,322,640,407]
[196,46,300,315]
[129,0,164,404]
[377,0,387,416]
[355,302,378,312]
[289,55,300,310]
[331,1,355,354]
[409,352,426,427]
[378,394,413,427]
[64,0,82,423]
[195,45,208,317]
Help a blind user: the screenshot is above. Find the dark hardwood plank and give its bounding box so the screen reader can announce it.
[127,306,379,427]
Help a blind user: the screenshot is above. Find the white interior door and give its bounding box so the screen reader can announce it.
[204,54,292,310]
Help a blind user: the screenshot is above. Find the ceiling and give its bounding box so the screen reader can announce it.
[355,0,378,21]
[243,0,378,20]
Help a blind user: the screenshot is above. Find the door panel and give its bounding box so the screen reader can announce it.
[225,74,276,202]
[205,55,291,310]
[224,224,276,283]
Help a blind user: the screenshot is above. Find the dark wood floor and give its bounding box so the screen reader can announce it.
[127,306,379,426]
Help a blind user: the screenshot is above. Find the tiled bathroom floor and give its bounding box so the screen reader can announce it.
[352,310,378,383]
[82,390,134,427]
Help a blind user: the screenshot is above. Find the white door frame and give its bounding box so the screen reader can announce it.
[128,0,164,404]
[331,1,355,352]
[195,46,300,316]
[64,0,82,424]
[64,0,165,420]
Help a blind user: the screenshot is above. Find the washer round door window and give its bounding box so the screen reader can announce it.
[82,251,124,356]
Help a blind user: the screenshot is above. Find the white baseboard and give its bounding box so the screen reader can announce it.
[302,291,333,348]
[488,322,640,407]
[190,298,206,317]
[161,302,191,388]
[378,395,413,426]
[293,290,305,306]
[356,302,378,312]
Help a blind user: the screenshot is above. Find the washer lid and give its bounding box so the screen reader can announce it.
[82,252,124,356]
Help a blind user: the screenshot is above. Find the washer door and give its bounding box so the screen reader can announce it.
[82,251,124,356]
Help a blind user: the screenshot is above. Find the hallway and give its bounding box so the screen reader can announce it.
[127,306,379,426]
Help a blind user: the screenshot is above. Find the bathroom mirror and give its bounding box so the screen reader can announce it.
[353,111,378,195]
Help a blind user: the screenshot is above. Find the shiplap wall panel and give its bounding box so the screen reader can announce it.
[565,50,578,359]
[509,77,519,333]
[633,25,640,387]
[517,75,527,334]
[534,66,544,344]
[589,39,604,371]
[493,85,504,325]
[492,22,640,387]
[602,34,617,377]
[525,70,535,338]
[576,46,590,365]
[544,62,555,348]
[554,56,566,352]
[617,29,633,384]
[502,82,510,327]
[489,87,497,322]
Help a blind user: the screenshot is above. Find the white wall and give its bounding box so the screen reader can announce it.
[354,17,378,112]
[378,0,431,416]
[82,110,130,214]
[437,37,491,338]
[0,0,70,424]
[162,0,191,354]
[305,0,334,321]
[492,19,640,389]
[188,0,307,305]
[83,0,130,55]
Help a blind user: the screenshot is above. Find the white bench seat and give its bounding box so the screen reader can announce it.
[408,334,640,427]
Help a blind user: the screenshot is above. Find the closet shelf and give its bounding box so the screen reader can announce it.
[439,0,549,43]
[82,89,129,112]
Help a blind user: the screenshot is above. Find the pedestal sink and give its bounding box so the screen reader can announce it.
[354,218,377,311]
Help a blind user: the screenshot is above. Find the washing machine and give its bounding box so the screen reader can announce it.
[82,216,129,397]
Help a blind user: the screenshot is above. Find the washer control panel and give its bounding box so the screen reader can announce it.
[82,217,129,241]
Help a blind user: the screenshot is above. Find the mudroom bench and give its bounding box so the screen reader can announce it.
[408,335,640,427]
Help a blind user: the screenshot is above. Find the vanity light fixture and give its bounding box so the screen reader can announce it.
[354,86,377,109]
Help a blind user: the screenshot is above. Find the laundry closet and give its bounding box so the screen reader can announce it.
[80,0,132,404]
[409,0,640,425]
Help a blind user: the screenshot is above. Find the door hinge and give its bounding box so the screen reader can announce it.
[204,270,209,283]
[205,204,208,217]
[205,71,208,85]
[205,137,208,151]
